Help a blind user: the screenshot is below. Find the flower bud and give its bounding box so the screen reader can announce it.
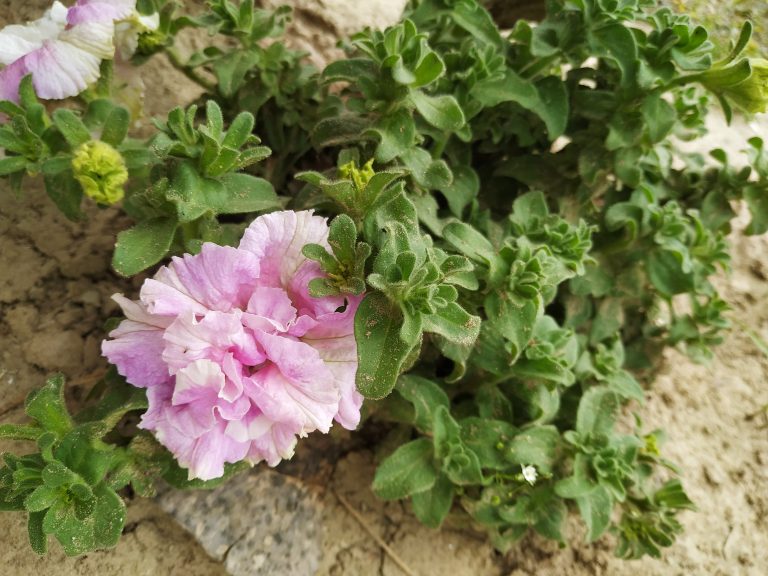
[71,141,128,205]
[339,158,375,192]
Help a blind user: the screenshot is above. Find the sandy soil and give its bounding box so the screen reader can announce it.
[1,1,767,575]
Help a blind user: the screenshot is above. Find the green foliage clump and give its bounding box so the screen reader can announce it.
[2,0,767,560]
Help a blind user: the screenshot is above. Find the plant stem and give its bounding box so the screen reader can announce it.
[166,48,217,93]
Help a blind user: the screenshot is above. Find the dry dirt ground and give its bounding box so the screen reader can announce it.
[1,2,767,575]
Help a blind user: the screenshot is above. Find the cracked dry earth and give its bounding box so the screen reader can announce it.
[2,1,768,575]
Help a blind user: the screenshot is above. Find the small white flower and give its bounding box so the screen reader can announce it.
[521,464,537,486]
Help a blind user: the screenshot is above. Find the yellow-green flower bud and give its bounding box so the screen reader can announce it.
[72,141,128,205]
[339,158,375,192]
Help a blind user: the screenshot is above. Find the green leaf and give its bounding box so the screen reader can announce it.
[410,91,465,132]
[485,293,539,362]
[366,109,416,163]
[641,94,676,144]
[396,375,449,433]
[54,426,114,486]
[411,52,445,88]
[604,371,644,402]
[576,485,613,542]
[313,115,372,149]
[25,375,72,435]
[472,69,539,108]
[412,473,454,528]
[646,250,694,296]
[41,461,81,488]
[433,406,484,485]
[533,76,569,139]
[555,454,593,499]
[28,511,47,555]
[422,302,481,348]
[372,438,438,500]
[452,0,504,49]
[323,58,378,83]
[589,23,638,87]
[51,109,91,148]
[443,221,499,265]
[43,170,83,222]
[216,173,279,213]
[92,484,126,549]
[440,165,479,217]
[0,424,42,441]
[725,21,753,63]
[100,106,130,147]
[25,485,60,512]
[744,184,768,235]
[74,372,148,429]
[354,293,414,399]
[460,417,517,470]
[0,155,27,176]
[43,499,95,556]
[112,217,178,277]
[400,146,452,190]
[506,426,559,473]
[575,387,619,438]
[221,112,255,149]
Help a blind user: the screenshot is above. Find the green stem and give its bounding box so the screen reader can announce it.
[166,48,217,93]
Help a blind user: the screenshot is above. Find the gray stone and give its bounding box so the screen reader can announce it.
[157,469,322,576]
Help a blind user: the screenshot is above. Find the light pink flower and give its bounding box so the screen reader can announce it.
[102,211,363,480]
[0,0,152,102]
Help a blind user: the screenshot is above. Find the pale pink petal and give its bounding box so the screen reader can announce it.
[0,59,28,103]
[302,331,361,430]
[142,244,260,315]
[239,211,333,313]
[23,39,102,99]
[247,421,299,467]
[67,0,136,25]
[245,361,338,434]
[245,286,297,331]
[162,310,263,374]
[111,293,172,328]
[102,320,168,387]
[158,419,251,481]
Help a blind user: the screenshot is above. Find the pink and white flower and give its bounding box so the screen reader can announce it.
[102,211,364,480]
[0,0,150,102]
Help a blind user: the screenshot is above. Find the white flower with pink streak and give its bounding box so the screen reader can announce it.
[0,1,150,102]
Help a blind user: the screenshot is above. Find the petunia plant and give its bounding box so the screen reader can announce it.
[0,0,766,563]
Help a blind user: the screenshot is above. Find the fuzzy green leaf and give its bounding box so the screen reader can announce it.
[112,217,178,277]
[354,293,414,399]
[411,473,454,528]
[372,438,438,500]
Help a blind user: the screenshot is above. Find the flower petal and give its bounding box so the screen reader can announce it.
[102,320,168,387]
[162,310,263,375]
[246,421,298,467]
[0,1,68,65]
[239,210,339,314]
[142,243,260,316]
[245,359,338,434]
[0,59,28,103]
[22,38,103,99]
[67,0,136,25]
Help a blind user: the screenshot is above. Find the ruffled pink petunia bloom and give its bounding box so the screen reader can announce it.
[102,211,363,480]
[0,0,154,102]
